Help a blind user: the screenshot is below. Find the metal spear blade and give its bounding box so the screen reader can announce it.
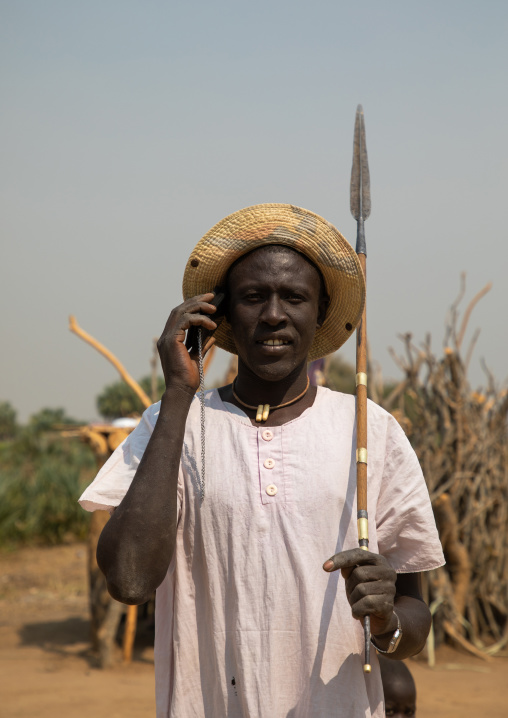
[350,104,371,223]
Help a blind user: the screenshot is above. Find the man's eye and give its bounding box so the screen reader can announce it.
[405,710,415,716]
[385,708,395,716]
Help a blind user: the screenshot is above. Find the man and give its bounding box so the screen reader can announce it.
[80,204,444,717]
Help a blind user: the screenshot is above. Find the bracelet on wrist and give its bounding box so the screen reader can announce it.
[371,611,403,654]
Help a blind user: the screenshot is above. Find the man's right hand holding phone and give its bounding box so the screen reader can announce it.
[156,293,220,396]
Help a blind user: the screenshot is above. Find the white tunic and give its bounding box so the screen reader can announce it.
[80,386,444,717]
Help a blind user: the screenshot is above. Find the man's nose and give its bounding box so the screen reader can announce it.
[260,295,286,325]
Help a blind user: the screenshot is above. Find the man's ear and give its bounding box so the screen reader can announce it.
[317,295,329,328]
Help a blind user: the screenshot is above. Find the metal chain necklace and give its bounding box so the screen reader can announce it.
[197,328,206,502]
[232,376,310,423]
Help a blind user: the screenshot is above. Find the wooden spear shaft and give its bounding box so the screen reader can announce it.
[350,104,372,674]
[356,252,370,673]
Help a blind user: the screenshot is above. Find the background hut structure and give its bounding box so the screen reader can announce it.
[364,278,508,663]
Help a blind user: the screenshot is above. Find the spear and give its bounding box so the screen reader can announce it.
[350,104,372,674]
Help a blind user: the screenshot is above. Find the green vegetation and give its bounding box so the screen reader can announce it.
[325,356,397,400]
[0,371,165,548]
[325,355,356,395]
[97,375,165,418]
[0,407,95,548]
[0,401,17,440]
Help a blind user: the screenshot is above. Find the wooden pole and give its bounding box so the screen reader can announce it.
[151,337,159,403]
[69,315,152,409]
[122,602,138,664]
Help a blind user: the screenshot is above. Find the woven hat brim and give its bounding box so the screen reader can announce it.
[182,203,365,362]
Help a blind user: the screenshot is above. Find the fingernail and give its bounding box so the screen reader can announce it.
[323,560,334,571]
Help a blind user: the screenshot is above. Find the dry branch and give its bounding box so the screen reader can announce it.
[69,315,152,409]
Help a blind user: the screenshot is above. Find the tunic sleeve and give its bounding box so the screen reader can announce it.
[78,402,183,519]
[375,413,445,573]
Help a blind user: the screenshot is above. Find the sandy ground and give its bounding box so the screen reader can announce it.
[0,543,506,717]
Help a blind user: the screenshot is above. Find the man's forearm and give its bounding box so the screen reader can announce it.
[96,385,194,605]
[372,594,431,660]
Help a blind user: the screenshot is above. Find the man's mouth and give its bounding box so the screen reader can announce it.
[258,339,290,346]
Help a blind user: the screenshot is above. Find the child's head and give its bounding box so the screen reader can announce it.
[378,655,416,717]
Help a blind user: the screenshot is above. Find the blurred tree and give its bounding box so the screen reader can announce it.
[28,407,81,433]
[97,375,165,419]
[0,401,17,440]
[0,407,95,546]
[325,355,356,395]
[0,432,95,546]
[324,355,396,401]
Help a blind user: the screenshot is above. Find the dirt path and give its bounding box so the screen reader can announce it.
[0,544,506,717]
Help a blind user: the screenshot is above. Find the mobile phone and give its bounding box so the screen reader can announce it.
[185,289,226,354]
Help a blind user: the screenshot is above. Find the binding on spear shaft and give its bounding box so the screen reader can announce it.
[350,104,372,674]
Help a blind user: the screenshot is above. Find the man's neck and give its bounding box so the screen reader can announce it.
[219,361,317,427]
[234,361,309,406]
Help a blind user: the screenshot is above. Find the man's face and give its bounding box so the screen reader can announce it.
[226,246,327,382]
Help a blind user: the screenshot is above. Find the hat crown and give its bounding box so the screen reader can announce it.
[183,203,365,361]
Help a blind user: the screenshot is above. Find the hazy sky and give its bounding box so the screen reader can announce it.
[2,1,507,422]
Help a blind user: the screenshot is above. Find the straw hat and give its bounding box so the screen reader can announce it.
[182,203,365,362]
